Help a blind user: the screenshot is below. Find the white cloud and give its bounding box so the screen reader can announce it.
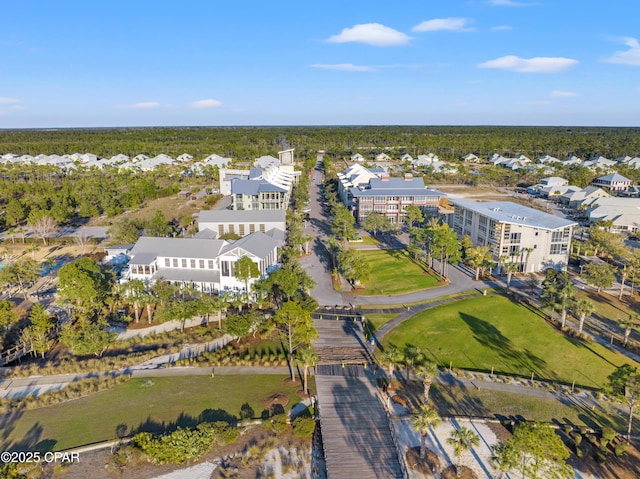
[129,102,159,109]
[478,55,578,73]
[604,37,640,66]
[491,25,513,31]
[0,97,21,105]
[326,23,412,46]
[311,63,376,72]
[412,18,473,33]
[550,90,578,98]
[191,99,223,108]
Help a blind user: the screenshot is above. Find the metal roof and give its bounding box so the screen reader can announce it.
[451,200,576,230]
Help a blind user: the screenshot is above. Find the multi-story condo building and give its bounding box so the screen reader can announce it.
[451,200,576,273]
[229,163,300,211]
[338,165,444,224]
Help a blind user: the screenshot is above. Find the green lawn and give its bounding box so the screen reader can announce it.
[382,295,639,388]
[356,249,442,296]
[1,375,308,452]
[365,313,400,334]
[428,383,639,435]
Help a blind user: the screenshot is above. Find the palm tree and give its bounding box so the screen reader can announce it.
[402,345,424,383]
[491,442,517,479]
[571,298,594,334]
[295,347,318,395]
[447,426,480,476]
[414,361,439,404]
[619,314,638,347]
[379,346,402,377]
[499,256,520,290]
[123,279,146,323]
[412,405,442,460]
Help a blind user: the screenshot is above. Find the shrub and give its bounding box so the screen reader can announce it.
[573,433,582,446]
[133,421,238,465]
[269,414,289,434]
[614,442,629,457]
[292,417,316,438]
[601,426,616,443]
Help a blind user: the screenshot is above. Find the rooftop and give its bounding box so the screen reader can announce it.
[452,200,576,230]
[198,209,286,224]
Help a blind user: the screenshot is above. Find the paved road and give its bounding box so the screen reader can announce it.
[300,164,495,306]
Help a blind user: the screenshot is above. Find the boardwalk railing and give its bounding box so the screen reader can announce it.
[377,388,410,479]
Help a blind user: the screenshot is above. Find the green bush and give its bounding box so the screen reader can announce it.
[292,417,315,438]
[268,414,289,434]
[614,442,629,457]
[132,421,238,465]
[573,433,582,446]
[601,426,616,443]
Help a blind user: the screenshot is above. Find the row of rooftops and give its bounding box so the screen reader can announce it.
[0,149,295,173]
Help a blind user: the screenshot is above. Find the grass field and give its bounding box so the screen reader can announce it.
[356,249,442,296]
[1,375,308,452]
[426,383,639,435]
[382,295,639,388]
[365,313,400,334]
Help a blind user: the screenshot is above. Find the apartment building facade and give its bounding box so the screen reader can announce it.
[452,200,576,273]
[338,166,444,223]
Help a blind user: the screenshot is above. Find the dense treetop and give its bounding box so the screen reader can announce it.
[1,126,640,161]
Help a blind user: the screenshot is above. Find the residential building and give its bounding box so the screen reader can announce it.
[591,173,631,192]
[452,200,576,273]
[340,167,445,223]
[125,232,280,293]
[540,177,568,187]
[197,210,286,238]
[560,186,610,209]
[583,197,640,233]
[220,160,299,210]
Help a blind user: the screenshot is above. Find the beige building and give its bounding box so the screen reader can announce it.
[452,201,576,273]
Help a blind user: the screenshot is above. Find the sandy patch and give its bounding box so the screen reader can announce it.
[393,417,600,479]
[152,461,218,479]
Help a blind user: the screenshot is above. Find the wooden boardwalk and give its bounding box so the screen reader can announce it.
[313,318,404,478]
[314,317,372,365]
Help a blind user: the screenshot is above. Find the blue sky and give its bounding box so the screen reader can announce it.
[1,0,639,128]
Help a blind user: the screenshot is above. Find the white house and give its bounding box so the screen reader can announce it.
[591,173,631,192]
[125,232,280,293]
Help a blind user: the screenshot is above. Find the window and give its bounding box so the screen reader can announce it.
[249,224,255,233]
[550,244,562,255]
[218,225,224,236]
[229,224,235,234]
[208,260,214,269]
[260,224,266,233]
[510,232,521,243]
[181,259,187,268]
[551,231,563,242]
[509,245,519,255]
[190,259,196,268]
[173,258,178,267]
[199,260,205,269]
[239,224,245,235]
[164,258,170,267]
